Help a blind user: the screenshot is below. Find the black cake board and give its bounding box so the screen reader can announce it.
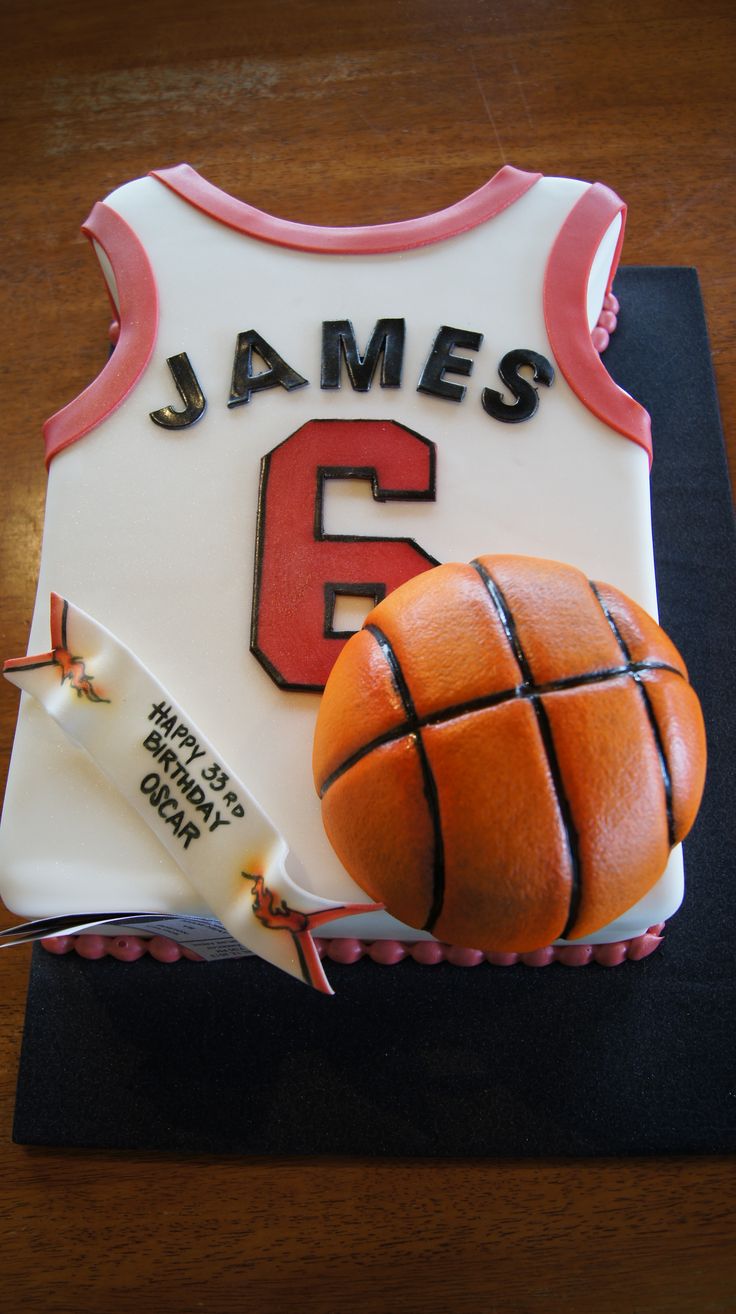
[12,268,736,1156]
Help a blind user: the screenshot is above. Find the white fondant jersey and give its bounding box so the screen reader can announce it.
[0,167,683,941]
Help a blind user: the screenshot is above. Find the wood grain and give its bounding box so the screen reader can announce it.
[0,0,734,1309]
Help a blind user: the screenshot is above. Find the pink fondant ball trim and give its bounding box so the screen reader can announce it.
[108,936,147,962]
[41,934,75,955]
[591,326,610,353]
[368,941,408,965]
[591,291,619,355]
[74,934,109,960]
[148,935,184,963]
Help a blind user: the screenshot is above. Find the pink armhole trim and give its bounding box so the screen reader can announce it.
[544,183,652,465]
[43,203,158,467]
[150,163,541,254]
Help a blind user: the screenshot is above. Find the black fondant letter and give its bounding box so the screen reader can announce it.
[481,349,555,423]
[229,331,308,408]
[150,353,207,429]
[417,326,483,403]
[321,319,405,391]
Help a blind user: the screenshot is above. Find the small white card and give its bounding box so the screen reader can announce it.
[0,912,252,960]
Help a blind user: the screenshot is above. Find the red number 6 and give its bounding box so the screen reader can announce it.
[251,419,437,690]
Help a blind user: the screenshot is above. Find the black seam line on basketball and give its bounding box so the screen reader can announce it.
[470,559,582,941]
[530,695,581,940]
[364,623,446,935]
[588,580,676,847]
[317,660,685,798]
[470,559,534,685]
[60,598,69,650]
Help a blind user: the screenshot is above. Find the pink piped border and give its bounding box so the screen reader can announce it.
[43,203,159,466]
[41,925,665,967]
[150,162,541,254]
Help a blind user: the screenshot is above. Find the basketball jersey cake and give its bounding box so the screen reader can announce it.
[0,164,706,990]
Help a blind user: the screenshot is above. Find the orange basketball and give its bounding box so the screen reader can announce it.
[312,555,706,952]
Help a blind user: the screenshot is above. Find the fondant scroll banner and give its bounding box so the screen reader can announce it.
[3,595,380,993]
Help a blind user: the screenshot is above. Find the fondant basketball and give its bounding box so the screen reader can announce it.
[312,555,706,951]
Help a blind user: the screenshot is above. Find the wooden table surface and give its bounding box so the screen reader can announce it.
[1,1,734,1309]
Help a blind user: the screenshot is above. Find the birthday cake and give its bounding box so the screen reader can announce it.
[0,164,706,991]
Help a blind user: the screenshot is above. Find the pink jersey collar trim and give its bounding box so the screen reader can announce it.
[43,203,158,468]
[149,163,541,254]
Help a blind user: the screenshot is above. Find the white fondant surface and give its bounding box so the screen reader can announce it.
[0,169,684,943]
